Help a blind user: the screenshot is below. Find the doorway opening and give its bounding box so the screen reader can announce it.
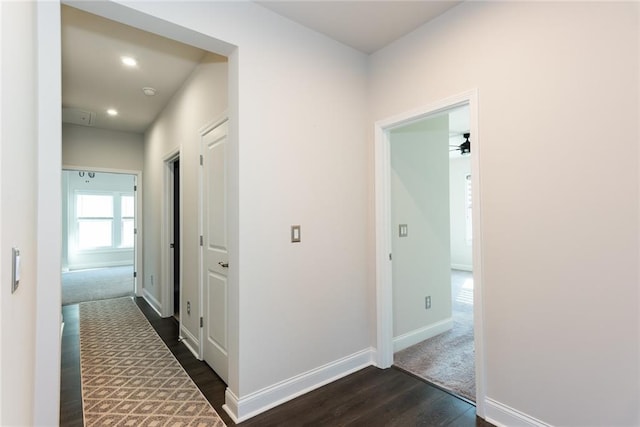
[388,105,475,402]
[374,90,485,416]
[61,169,138,305]
[164,153,181,320]
[38,2,238,420]
[172,158,181,318]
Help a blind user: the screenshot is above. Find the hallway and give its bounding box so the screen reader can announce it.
[60,297,490,426]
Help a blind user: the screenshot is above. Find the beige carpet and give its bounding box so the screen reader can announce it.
[394,270,475,401]
[63,266,134,305]
[394,318,475,401]
[79,297,226,426]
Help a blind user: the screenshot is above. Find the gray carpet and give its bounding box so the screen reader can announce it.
[62,266,134,305]
[394,270,475,401]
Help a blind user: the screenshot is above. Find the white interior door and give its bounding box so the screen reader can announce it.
[202,120,229,383]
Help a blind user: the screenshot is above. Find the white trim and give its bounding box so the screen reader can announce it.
[161,149,181,318]
[198,127,205,361]
[485,398,553,427]
[374,89,486,418]
[469,90,487,419]
[393,318,453,353]
[374,121,394,369]
[62,166,143,297]
[451,263,473,272]
[134,173,142,297]
[179,326,201,359]
[34,4,62,423]
[199,110,229,135]
[62,165,141,175]
[222,390,240,425]
[224,348,375,423]
[142,288,162,316]
[66,261,134,270]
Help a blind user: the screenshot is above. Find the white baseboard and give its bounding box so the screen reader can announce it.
[179,326,201,359]
[485,398,552,427]
[393,318,453,352]
[142,288,162,316]
[67,261,134,270]
[451,263,473,272]
[224,348,375,423]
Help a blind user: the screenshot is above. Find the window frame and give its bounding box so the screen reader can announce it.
[73,190,134,252]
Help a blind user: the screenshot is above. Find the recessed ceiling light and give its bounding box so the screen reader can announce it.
[121,56,137,67]
[107,109,118,116]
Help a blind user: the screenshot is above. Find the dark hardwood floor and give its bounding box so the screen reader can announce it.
[60,297,492,426]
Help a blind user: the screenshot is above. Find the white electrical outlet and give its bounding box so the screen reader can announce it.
[425,296,431,309]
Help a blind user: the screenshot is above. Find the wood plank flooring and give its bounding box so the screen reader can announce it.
[60,297,492,426]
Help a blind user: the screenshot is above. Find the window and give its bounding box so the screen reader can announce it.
[75,192,134,250]
[465,174,472,244]
[77,194,113,249]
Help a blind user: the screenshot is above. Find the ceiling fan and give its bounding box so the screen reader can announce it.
[450,132,471,155]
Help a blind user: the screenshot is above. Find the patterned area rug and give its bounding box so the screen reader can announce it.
[79,297,226,426]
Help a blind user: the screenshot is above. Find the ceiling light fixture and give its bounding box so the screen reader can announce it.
[142,87,157,96]
[107,109,118,116]
[449,133,471,155]
[121,56,137,67]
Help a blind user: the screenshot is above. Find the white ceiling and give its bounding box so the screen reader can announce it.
[62,5,207,133]
[61,2,462,134]
[257,1,462,54]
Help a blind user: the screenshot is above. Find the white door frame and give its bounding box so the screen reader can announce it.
[61,166,143,297]
[162,149,181,318]
[373,89,486,416]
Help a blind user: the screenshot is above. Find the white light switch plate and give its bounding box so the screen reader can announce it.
[12,247,20,293]
[291,225,301,243]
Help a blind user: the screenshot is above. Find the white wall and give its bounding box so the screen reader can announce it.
[449,155,471,270]
[0,2,38,424]
[391,116,452,349]
[62,123,144,171]
[143,52,228,340]
[108,2,370,419]
[370,2,639,425]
